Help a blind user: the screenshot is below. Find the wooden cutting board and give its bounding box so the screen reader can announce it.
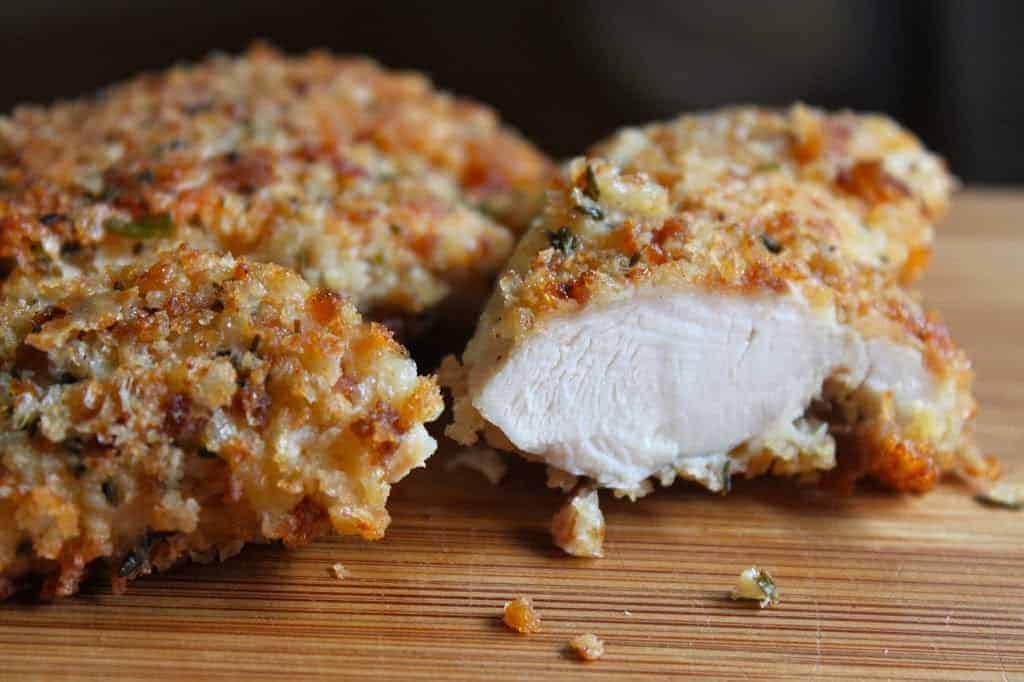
[2,191,1021,681]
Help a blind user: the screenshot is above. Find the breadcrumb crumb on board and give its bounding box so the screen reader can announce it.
[730,566,780,608]
[444,447,508,485]
[329,563,349,580]
[568,633,605,662]
[502,597,541,634]
[975,482,1023,509]
[551,485,605,558]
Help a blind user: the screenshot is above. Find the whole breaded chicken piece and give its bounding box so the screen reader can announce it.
[0,248,442,598]
[445,108,994,546]
[0,44,552,328]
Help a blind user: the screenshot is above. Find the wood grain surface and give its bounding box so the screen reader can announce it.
[1,190,1022,681]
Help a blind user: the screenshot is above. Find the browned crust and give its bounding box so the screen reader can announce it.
[0,44,553,318]
[0,247,442,599]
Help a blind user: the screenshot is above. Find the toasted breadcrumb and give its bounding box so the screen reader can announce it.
[731,566,780,608]
[568,633,605,661]
[445,447,508,485]
[546,466,580,493]
[0,45,552,325]
[975,482,1023,510]
[329,562,349,580]
[0,247,442,599]
[502,596,541,634]
[551,485,605,558]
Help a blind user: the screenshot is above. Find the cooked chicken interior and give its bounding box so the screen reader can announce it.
[0,248,442,599]
[446,109,994,503]
[0,45,552,327]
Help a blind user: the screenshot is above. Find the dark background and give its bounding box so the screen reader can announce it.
[1,0,1021,182]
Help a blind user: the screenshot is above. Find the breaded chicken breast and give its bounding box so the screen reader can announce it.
[0,44,552,326]
[445,109,995,554]
[0,248,442,598]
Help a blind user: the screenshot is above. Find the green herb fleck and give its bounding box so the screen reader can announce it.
[720,460,732,495]
[582,165,600,200]
[754,569,780,607]
[547,227,579,255]
[104,213,174,239]
[118,550,143,578]
[61,241,82,255]
[574,202,604,221]
[101,479,119,506]
[13,410,38,431]
[67,457,87,478]
[760,234,782,254]
[92,186,121,203]
[755,162,781,173]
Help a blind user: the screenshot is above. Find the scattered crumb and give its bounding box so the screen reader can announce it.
[623,610,632,616]
[730,566,779,608]
[329,562,349,580]
[446,447,508,485]
[546,466,579,492]
[975,482,1023,510]
[610,479,654,501]
[503,596,541,634]
[551,484,605,558]
[568,633,605,661]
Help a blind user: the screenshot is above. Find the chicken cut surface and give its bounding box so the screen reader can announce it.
[446,118,993,500]
[0,248,442,599]
[474,290,864,489]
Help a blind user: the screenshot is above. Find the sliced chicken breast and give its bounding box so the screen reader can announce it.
[0,248,442,599]
[446,116,993,529]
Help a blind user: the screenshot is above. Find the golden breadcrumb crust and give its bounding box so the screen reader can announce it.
[448,109,994,494]
[0,248,442,599]
[591,105,954,283]
[0,44,552,319]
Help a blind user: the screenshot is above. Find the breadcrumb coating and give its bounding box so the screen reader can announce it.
[0,44,552,320]
[591,104,954,283]
[448,107,994,497]
[0,248,442,599]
